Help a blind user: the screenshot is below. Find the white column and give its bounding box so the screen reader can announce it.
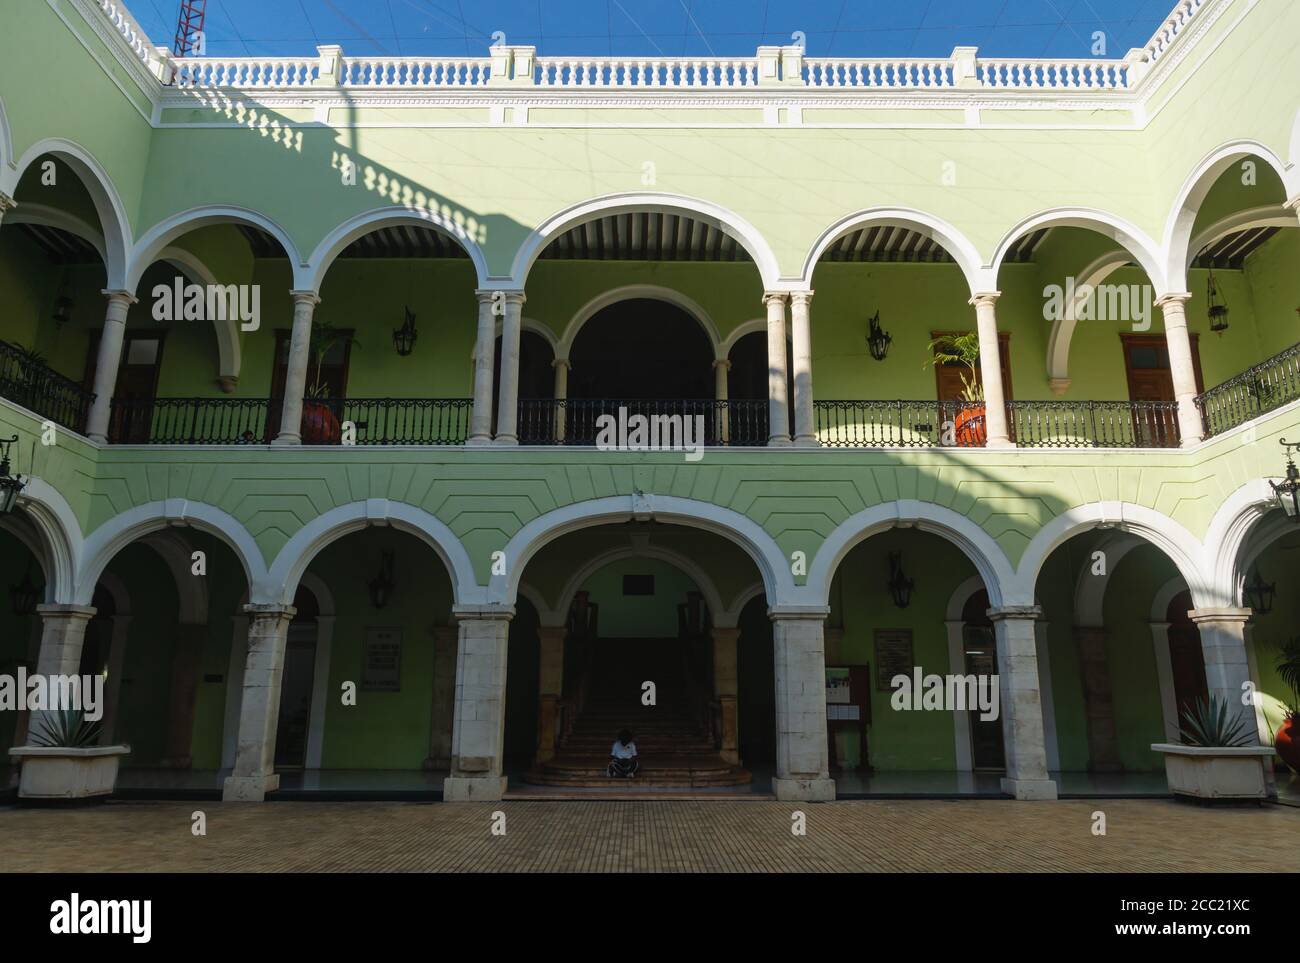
[443,607,512,801]
[1187,607,1255,728]
[468,291,497,445]
[423,623,459,770]
[944,619,974,771]
[789,290,818,446]
[535,625,565,764]
[770,610,835,801]
[712,358,731,444]
[712,626,740,764]
[220,613,249,769]
[274,291,320,445]
[493,292,526,445]
[0,192,15,226]
[1155,293,1205,447]
[85,290,137,443]
[969,292,1012,449]
[987,605,1057,800]
[551,358,569,444]
[222,603,294,801]
[764,292,791,447]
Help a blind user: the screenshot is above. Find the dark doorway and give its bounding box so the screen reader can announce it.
[962,589,1006,771]
[736,596,776,768]
[274,587,319,770]
[498,329,555,442]
[85,331,167,443]
[502,597,541,770]
[570,299,712,400]
[1165,590,1208,726]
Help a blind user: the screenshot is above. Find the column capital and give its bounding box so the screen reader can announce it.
[36,603,97,621]
[968,290,1001,307]
[762,291,789,306]
[289,290,321,307]
[986,604,1042,622]
[242,602,296,621]
[451,604,516,622]
[711,358,731,371]
[551,357,570,370]
[790,289,814,305]
[1155,291,1192,309]
[1187,606,1252,626]
[767,605,830,621]
[100,289,138,306]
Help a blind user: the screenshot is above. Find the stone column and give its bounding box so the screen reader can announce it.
[1187,607,1255,725]
[969,292,1012,449]
[987,605,1057,800]
[1147,621,1180,741]
[551,358,569,444]
[712,358,731,444]
[764,292,791,446]
[0,192,15,226]
[712,626,741,764]
[423,624,459,770]
[24,605,97,743]
[160,623,207,768]
[789,291,818,447]
[535,625,566,763]
[274,291,320,445]
[85,291,137,443]
[493,292,526,445]
[1156,293,1205,447]
[770,610,835,801]
[468,290,497,445]
[222,603,295,801]
[1072,625,1120,771]
[444,607,513,801]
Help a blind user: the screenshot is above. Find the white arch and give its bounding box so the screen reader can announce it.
[140,529,210,623]
[552,544,727,630]
[1161,140,1296,293]
[1045,249,1133,385]
[151,245,242,382]
[723,582,766,627]
[469,316,559,361]
[493,494,793,608]
[1151,574,1191,623]
[945,573,987,622]
[1202,477,1283,609]
[720,318,767,358]
[1185,205,1297,270]
[128,206,307,291]
[802,208,988,293]
[304,205,490,292]
[76,499,267,606]
[0,94,12,175]
[516,582,560,625]
[1014,502,1208,608]
[808,500,1014,609]
[559,285,723,361]
[510,192,782,289]
[1073,532,1143,627]
[4,202,107,263]
[2,138,131,289]
[11,477,82,605]
[990,208,1166,295]
[264,499,481,608]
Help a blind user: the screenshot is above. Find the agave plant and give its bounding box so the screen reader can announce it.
[29,708,102,749]
[923,332,984,403]
[1178,695,1254,748]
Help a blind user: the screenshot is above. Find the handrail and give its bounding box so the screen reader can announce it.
[1197,341,1300,438]
[0,340,96,432]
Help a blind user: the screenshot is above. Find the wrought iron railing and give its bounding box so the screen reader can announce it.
[0,340,96,431]
[515,398,769,446]
[108,397,273,445]
[310,397,472,445]
[1008,400,1180,449]
[815,400,989,448]
[1196,342,1300,439]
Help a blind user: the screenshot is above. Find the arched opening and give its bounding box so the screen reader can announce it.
[961,589,1005,771]
[726,329,790,445]
[497,328,554,442]
[0,522,45,784]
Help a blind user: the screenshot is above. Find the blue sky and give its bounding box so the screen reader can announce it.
[130,0,1182,59]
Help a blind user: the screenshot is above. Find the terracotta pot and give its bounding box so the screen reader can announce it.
[301,402,340,445]
[1276,717,1300,773]
[954,405,986,447]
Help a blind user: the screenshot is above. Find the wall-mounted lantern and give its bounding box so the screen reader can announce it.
[866,311,892,361]
[1243,568,1275,616]
[392,306,418,357]
[9,560,42,617]
[368,551,397,609]
[887,550,914,609]
[1270,439,1300,522]
[0,436,26,515]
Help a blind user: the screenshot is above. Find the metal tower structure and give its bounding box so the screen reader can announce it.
[173,0,208,57]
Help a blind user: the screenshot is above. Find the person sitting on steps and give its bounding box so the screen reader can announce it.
[607,728,639,778]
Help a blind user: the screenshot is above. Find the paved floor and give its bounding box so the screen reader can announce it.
[2,798,1296,873]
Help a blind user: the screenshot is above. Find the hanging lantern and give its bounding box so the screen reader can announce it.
[368,551,397,609]
[1206,270,1229,335]
[866,310,892,361]
[52,294,74,329]
[886,550,914,609]
[1270,440,1300,522]
[392,306,418,357]
[1242,568,1275,615]
[0,435,26,516]
[9,559,42,617]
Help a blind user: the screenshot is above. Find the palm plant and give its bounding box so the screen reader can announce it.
[1178,694,1254,748]
[1274,635,1300,725]
[305,318,360,401]
[29,708,102,749]
[923,332,984,403]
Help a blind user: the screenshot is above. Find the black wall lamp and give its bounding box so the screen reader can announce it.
[1271,439,1300,521]
[866,311,892,361]
[392,306,418,357]
[887,551,914,609]
[0,436,26,515]
[369,551,397,609]
[1243,567,1275,615]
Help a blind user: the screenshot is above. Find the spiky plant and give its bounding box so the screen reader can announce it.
[1178,695,1254,748]
[1275,636,1300,725]
[29,709,102,749]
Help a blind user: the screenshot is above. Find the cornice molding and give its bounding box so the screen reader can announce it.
[58,0,161,113]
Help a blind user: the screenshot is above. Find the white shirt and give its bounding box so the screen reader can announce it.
[611,739,637,759]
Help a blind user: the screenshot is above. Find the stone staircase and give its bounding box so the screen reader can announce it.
[524,638,752,789]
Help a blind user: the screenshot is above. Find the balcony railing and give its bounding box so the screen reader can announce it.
[516,399,769,446]
[1197,342,1300,439]
[0,340,95,432]
[816,400,983,448]
[108,397,273,444]
[1008,400,1180,449]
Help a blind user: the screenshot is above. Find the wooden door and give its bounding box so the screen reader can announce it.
[1120,335,1202,448]
[267,328,352,438]
[85,331,167,443]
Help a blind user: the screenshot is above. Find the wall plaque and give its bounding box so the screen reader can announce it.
[873,629,914,690]
[362,627,403,692]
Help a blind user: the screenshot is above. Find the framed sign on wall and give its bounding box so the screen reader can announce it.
[362,627,403,692]
[873,629,914,691]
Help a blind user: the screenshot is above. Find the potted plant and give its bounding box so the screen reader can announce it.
[924,332,985,447]
[1271,636,1300,773]
[300,318,359,445]
[1152,695,1275,801]
[9,709,130,801]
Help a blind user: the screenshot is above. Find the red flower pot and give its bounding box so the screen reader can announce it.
[301,402,340,445]
[954,405,986,447]
[1276,717,1300,773]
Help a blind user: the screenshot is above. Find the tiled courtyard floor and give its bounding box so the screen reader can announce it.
[3,798,1298,872]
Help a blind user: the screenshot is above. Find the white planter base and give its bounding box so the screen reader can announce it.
[9,746,130,800]
[1152,743,1274,801]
